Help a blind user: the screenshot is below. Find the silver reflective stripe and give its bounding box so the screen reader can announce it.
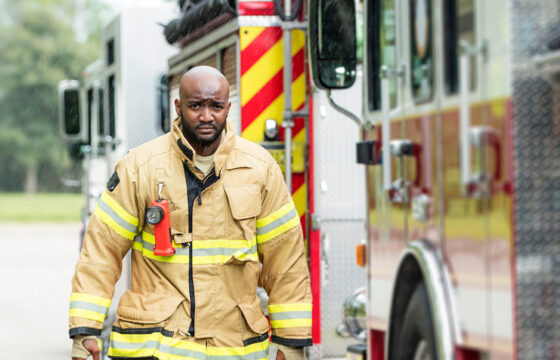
[194,244,258,257]
[206,349,268,360]
[256,207,298,235]
[110,340,160,351]
[269,311,312,321]
[206,355,243,360]
[110,340,207,360]
[158,344,206,359]
[98,198,138,234]
[245,350,269,360]
[69,301,108,314]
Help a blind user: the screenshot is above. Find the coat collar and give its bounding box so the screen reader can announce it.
[170,116,236,177]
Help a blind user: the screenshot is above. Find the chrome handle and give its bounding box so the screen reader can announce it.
[381,75,392,191]
[465,126,502,197]
[380,65,405,192]
[387,139,422,203]
[459,40,490,196]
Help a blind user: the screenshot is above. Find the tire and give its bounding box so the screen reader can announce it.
[393,282,437,360]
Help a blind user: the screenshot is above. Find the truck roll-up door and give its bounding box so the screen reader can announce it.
[222,44,240,135]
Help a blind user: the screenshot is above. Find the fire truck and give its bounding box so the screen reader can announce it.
[161,0,367,358]
[307,0,560,359]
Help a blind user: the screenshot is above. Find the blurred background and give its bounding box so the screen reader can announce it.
[0,1,173,358]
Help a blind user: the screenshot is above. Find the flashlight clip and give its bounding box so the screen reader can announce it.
[157,180,165,200]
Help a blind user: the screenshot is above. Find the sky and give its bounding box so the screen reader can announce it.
[101,0,176,14]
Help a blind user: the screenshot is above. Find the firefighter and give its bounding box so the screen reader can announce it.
[70,66,311,360]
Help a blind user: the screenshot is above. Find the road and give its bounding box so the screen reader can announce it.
[0,223,347,360]
[0,223,82,359]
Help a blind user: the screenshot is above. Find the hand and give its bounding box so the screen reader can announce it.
[276,344,305,360]
[71,335,100,360]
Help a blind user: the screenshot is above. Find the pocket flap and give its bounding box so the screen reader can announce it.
[224,185,261,220]
[238,297,270,334]
[116,290,185,324]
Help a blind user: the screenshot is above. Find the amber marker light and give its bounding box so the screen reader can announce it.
[355,241,366,268]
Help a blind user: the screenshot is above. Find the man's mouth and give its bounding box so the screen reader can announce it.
[197,125,216,134]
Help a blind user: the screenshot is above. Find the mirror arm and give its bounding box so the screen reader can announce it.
[326,89,363,127]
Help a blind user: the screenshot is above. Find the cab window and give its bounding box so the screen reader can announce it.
[367,0,397,111]
[409,0,433,102]
[443,0,476,94]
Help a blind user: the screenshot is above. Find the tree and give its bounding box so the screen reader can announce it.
[0,0,105,192]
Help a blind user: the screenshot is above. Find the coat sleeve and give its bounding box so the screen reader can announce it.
[257,162,313,347]
[69,156,141,338]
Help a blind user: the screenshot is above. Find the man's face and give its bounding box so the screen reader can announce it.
[175,74,230,150]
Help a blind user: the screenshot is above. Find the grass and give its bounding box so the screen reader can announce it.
[0,192,83,223]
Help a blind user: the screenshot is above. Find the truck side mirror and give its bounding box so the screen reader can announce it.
[308,0,357,89]
[58,80,83,142]
[158,74,170,133]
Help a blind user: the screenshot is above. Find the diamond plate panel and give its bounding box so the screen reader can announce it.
[312,70,367,359]
[512,0,560,358]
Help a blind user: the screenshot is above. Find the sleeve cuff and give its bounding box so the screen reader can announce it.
[69,327,102,339]
[271,335,313,347]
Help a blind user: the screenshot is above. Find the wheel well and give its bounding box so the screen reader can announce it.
[387,254,424,354]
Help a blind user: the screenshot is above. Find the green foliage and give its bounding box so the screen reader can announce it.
[0,192,83,222]
[0,0,104,192]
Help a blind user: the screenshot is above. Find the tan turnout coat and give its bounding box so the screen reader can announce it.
[69,117,312,359]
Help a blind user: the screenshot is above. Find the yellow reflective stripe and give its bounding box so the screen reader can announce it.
[268,303,312,313]
[69,308,106,322]
[257,202,294,228]
[132,240,190,264]
[110,329,268,359]
[94,205,137,240]
[268,303,312,329]
[256,216,300,244]
[133,232,259,264]
[100,191,139,226]
[205,339,269,356]
[132,243,259,265]
[194,253,259,265]
[256,201,300,244]
[270,319,312,328]
[70,293,111,307]
[192,238,257,250]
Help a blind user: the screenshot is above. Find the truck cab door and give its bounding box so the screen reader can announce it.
[441,0,502,353]
[362,0,410,333]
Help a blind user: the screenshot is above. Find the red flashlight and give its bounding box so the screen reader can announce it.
[146,199,175,256]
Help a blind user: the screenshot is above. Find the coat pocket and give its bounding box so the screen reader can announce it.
[116,290,185,325]
[224,184,261,242]
[238,297,270,335]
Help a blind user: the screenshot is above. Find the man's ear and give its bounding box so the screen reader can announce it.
[174,98,181,117]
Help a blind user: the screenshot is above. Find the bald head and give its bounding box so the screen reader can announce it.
[179,66,229,100]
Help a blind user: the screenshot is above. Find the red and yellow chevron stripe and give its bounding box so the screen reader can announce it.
[240,26,307,228]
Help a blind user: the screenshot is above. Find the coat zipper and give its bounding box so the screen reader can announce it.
[185,165,218,337]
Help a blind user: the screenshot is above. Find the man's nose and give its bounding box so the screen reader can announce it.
[200,105,213,122]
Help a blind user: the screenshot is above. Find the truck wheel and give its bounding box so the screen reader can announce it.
[393,282,437,360]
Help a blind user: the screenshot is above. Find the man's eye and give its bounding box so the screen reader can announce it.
[189,104,200,109]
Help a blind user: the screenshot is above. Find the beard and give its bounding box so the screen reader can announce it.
[180,110,226,149]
